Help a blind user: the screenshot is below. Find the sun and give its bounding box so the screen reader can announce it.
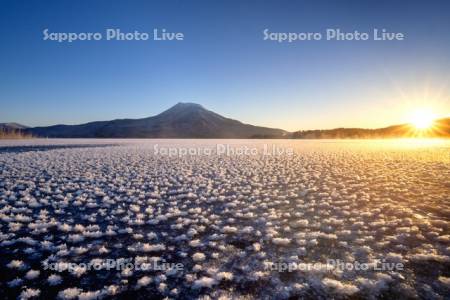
[408,108,436,130]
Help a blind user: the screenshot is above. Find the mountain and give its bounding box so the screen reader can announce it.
[26,103,288,138]
[6,105,449,139]
[0,122,28,131]
[292,117,450,139]
[0,123,32,139]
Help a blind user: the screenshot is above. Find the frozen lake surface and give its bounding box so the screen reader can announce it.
[0,139,449,299]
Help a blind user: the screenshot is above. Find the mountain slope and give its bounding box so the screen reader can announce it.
[0,122,28,131]
[0,123,32,139]
[292,118,450,139]
[27,103,287,138]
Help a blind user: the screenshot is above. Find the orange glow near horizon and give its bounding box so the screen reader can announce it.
[400,106,450,138]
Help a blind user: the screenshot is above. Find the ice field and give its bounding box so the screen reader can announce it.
[0,139,449,299]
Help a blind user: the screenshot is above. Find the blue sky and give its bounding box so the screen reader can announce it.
[1,0,450,130]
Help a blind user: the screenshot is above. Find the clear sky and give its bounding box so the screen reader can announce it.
[1,0,449,131]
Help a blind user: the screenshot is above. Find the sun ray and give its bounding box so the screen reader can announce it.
[409,108,436,130]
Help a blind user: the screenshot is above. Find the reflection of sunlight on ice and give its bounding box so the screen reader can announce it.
[389,138,448,148]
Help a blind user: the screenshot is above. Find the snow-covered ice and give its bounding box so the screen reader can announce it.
[0,139,449,299]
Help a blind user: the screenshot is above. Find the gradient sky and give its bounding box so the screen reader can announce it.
[1,0,450,131]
